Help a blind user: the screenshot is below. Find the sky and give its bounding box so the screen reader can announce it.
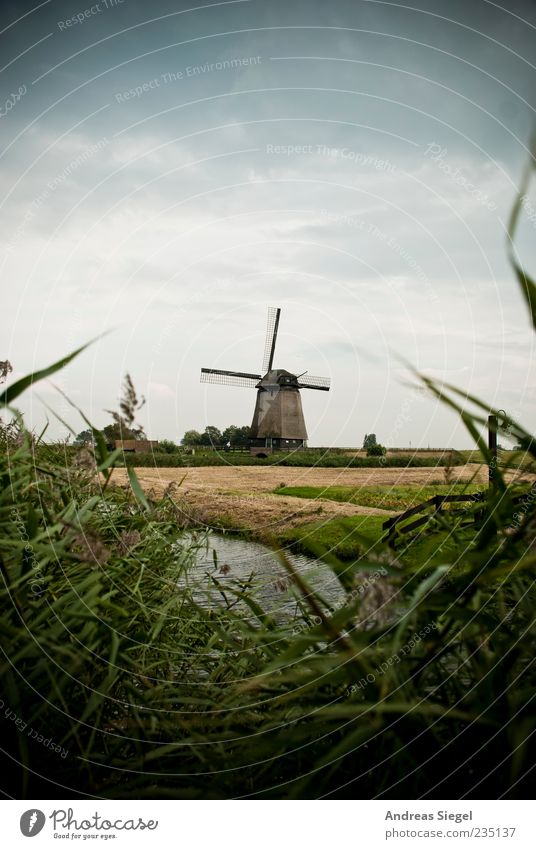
[2,0,536,448]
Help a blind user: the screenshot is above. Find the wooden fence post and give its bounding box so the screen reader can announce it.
[488,414,497,488]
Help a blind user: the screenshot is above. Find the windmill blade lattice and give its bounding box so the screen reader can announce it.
[200,368,260,389]
[262,307,281,373]
[297,374,331,391]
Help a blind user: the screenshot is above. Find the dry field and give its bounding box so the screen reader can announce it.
[109,462,534,536]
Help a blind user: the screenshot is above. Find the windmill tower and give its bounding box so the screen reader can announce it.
[200,307,330,455]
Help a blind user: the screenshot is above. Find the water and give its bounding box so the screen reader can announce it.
[180,532,345,623]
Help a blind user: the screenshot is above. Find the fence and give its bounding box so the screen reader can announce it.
[382,493,484,548]
[184,445,248,454]
[383,490,529,548]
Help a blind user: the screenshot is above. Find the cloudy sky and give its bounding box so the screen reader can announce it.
[2,0,536,447]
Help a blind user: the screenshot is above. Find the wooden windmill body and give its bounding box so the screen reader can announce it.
[201,308,330,455]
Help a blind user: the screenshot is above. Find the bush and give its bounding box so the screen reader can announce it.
[366,442,386,457]
[158,439,181,454]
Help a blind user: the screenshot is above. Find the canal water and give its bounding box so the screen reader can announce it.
[181,532,345,623]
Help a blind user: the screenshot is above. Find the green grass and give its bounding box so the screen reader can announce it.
[283,514,387,561]
[37,445,471,470]
[275,483,481,512]
[397,521,476,570]
[280,507,469,565]
[460,448,536,471]
[123,450,466,469]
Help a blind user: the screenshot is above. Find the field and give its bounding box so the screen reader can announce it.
[111,461,533,538]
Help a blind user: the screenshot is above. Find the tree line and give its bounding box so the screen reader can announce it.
[181,425,251,447]
[74,423,252,451]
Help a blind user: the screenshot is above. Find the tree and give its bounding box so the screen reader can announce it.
[367,442,386,457]
[102,422,145,448]
[200,425,222,447]
[74,429,94,446]
[363,433,377,450]
[236,425,251,446]
[181,425,251,448]
[181,430,203,446]
[222,425,251,447]
[158,439,180,454]
[222,425,238,445]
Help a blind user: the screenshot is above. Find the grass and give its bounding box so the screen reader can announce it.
[279,496,483,564]
[460,447,536,471]
[2,372,536,798]
[282,514,386,561]
[123,449,467,469]
[275,482,482,512]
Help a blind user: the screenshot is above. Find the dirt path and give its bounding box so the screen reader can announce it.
[110,462,535,535]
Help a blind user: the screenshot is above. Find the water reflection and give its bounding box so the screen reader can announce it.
[180,532,345,623]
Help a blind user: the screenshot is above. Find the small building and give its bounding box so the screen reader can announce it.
[115,440,159,453]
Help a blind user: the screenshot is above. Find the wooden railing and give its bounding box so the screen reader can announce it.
[382,490,529,548]
[382,493,485,548]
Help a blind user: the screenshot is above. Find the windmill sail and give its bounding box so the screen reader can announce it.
[297,374,331,391]
[200,368,261,389]
[262,307,281,373]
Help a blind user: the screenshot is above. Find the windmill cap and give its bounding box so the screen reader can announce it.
[261,369,299,382]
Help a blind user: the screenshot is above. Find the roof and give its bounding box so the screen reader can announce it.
[115,440,159,451]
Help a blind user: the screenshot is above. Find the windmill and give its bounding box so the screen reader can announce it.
[200,307,330,455]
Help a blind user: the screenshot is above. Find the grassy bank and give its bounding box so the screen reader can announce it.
[282,514,386,561]
[277,483,483,561]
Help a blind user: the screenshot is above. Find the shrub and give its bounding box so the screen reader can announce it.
[156,439,181,454]
[366,442,386,457]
